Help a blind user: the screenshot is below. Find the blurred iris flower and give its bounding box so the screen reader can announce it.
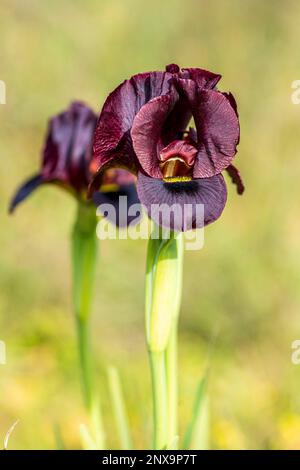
[89,64,244,231]
[8,101,140,448]
[9,101,139,225]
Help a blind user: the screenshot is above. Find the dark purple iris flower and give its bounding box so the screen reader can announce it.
[9,101,139,226]
[89,64,244,231]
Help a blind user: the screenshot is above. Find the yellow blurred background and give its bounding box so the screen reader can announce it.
[1,0,300,449]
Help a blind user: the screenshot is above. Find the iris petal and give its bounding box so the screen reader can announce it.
[192,89,240,178]
[137,172,227,231]
[222,92,238,116]
[181,67,222,89]
[93,183,141,227]
[131,91,179,178]
[173,80,239,178]
[9,174,43,213]
[43,101,97,192]
[88,157,138,196]
[93,71,173,175]
[225,164,245,194]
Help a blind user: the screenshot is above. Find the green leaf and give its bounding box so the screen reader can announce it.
[53,423,65,450]
[79,424,97,450]
[108,366,132,450]
[183,369,209,449]
[146,227,183,352]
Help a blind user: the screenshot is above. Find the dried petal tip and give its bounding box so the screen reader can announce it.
[166,64,180,74]
[225,164,245,195]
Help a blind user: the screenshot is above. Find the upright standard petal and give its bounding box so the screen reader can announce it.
[165,63,222,90]
[192,89,240,178]
[43,101,97,192]
[181,67,222,89]
[93,71,173,175]
[131,91,179,178]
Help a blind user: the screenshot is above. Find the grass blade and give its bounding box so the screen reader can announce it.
[108,366,132,450]
[183,370,209,449]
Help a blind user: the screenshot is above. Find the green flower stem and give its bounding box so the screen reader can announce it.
[166,234,183,448]
[145,229,184,450]
[149,350,168,449]
[76,316,92,408]
[72,200,104,448]
[165,320,179,447]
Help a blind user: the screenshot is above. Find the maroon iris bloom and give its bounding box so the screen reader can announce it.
[90,64,244,231]
[9,101,139,226]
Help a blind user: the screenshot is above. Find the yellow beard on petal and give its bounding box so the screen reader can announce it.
[100,183,119,192]
[162,176,192,183]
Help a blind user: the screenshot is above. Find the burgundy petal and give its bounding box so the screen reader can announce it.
[222,92,238,116]
[93,183,141,227]
[9,174,43,213]
[222,92,240,145]
[166,63,180,74]
[181,67,222,89]
[185,127,198,146]
[160,94,192,146]
[67,104,97,190]
[43,101,97,192]
[191,89,240,178]
[131,90,178,178]
[225,164,245,195]
[137,172,227,231]
[88,155,138,196]
[93,71,173,173]
[101,168,136,187]
[159,140,197,166]
[165,63,222,90]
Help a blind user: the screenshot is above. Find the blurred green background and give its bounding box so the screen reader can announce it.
[1,0,300,450]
